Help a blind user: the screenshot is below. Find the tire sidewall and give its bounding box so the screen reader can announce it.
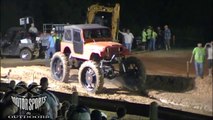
[50,52,69,82]
[78,61,104,94]
[120,56,147,92]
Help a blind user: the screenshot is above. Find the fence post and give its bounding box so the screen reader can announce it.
[71,86,78,106]
[150,101,158,120]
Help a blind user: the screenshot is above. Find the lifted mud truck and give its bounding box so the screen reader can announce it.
[50,24,146,94]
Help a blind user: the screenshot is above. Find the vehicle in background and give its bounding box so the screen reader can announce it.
[0,27,39,60]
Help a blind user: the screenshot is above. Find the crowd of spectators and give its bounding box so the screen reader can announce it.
[119,25,174,52]
[0,77,127,120]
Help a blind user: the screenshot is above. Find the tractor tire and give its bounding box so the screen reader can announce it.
[20,48,32,60]
[78,61,104,94]
[50,52,70,82]
[120,56,147,94]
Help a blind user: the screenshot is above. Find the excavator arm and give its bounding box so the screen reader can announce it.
[87,3,120,41]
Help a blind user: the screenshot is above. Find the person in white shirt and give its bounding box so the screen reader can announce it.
[28,23,38,41]
[205,41,213,77]
[119,29,134,52]
[29,23,38,34]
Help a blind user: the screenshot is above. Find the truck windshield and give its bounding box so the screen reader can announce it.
[83,28,111,39]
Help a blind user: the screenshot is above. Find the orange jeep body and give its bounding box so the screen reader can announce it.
[60,24,129,60]
[50,24,146,94]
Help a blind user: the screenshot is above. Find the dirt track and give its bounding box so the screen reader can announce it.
[1,50,212,116]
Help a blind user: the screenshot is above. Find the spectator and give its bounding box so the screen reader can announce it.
[1,80,17,102]
[28,23,38,41]
[58,100,71,120]
[27,82,39,97]
[40,31,50,59]
[150,29,157,51]
[67,105,91,120]
[116,106,127,119]
[14,81,28,96]
[39,77,60,119]
[156,26,164,49]
[111,106,126,120]
[53,31,61,52]
[141,28,147,50]
[47,31,55,59]
[164,25,172,50]
[204,41,213,77]
[146,26,152,51]
[91,109,102,120]
[0,82,26,119]
[190,43,206,78]
[119,29,134,52]
[8,80,16,91]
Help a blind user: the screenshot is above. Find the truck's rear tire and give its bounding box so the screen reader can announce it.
[20,48,32,60]
[120,56,147,94]
[50,52,70,82]
[78,61,104,94]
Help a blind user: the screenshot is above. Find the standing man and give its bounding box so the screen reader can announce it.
[40,31,49,59]
[119,29,134,52]
[146,26,152,51]
[164,25,172,50]
[204,41,213,77]
[190,43,206,79]
[156,26,164,49]
[47,31,55,59]
[28,23,38,41]
[39,77,60,119]
[141,28,147,51]
[151,29,157,51]
[53,32,61,52]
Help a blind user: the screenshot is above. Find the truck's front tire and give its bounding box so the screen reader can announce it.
[78,61,104,94]
[50,52,70,82]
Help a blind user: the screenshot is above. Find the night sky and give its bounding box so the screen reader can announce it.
[1,0,212,47]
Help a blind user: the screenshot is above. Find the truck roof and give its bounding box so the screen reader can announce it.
[64,24,108,30]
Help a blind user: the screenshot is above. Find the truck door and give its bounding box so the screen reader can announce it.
[73,29,83,54]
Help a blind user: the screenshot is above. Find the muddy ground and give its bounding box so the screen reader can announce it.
[0,49,212,116]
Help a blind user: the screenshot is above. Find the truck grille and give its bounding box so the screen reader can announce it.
[106,46,122,58]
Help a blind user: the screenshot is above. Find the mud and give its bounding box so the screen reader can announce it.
[146,75,194,92]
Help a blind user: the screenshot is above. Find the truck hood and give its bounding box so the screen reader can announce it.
[84,41,122,51]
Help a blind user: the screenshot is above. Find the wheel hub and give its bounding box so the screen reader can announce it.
[22,53,28,59]
[84,68,96,89]
[54,59,63,78]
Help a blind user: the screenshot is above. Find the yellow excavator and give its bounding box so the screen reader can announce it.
[87,3,120,41]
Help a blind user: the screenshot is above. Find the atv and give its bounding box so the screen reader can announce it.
[50,24,146,94]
